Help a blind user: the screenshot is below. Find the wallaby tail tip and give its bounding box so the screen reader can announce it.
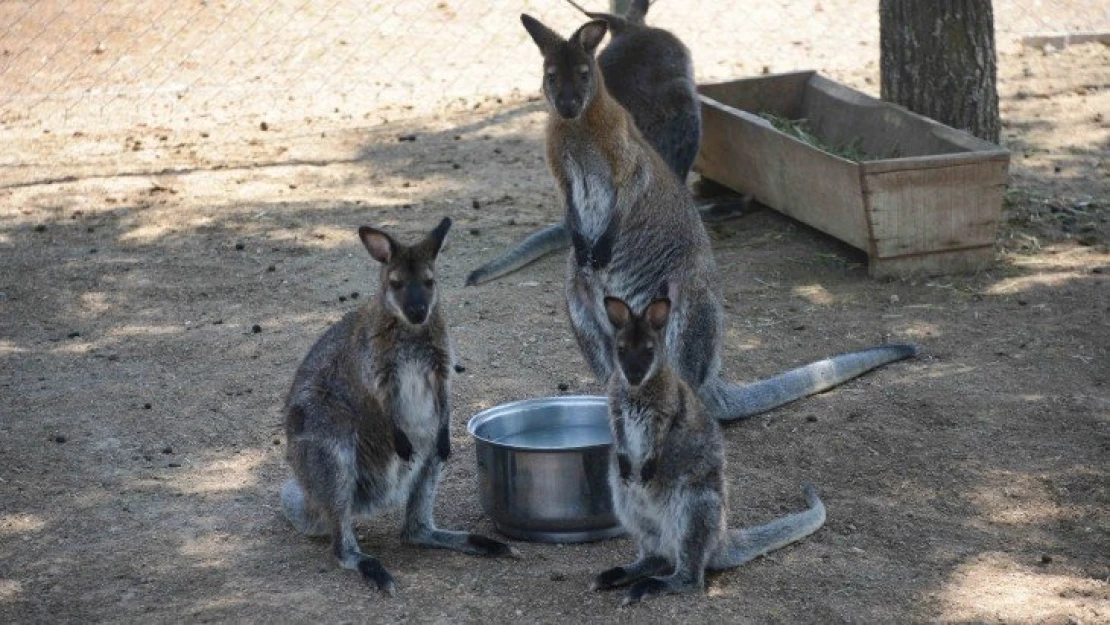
[892,343,921,359]
[801,483,827,527]
[801,483,821,507]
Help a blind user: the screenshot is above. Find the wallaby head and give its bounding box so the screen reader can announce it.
[585,0,650,34]
[605,296,671,387]
[520,14,608,120]
[358,217,452,326]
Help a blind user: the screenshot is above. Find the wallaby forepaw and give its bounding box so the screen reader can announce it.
[358,558,396,596]
[393,427,414,462]
[466,533,516,558]
[590,566,628,591]
[623,577,667,605]
[464,270,483,287]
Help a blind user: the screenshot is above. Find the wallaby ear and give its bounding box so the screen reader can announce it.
[627,0,650,23]
[358,226,394,264]
[644,298,671,332]
[425,216,452,258]
[604,296,632,330]
[521,14,563,56]
[572,19,609,56]
[586,12,629,34]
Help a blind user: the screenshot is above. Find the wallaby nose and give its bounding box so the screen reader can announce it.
[555,97,581,119]
[623,364,648,387]
[404,304,428,324]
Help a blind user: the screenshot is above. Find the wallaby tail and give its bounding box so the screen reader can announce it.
[710,484,826,570]
[465,222,570,286]
[700,344,918,422]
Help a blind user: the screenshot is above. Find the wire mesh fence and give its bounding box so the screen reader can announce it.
[0,1,1106,135]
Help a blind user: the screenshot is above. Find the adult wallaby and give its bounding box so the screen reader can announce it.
[516,14,918,423]
[595,296,825,605]
[280,218,512,594]
[466,0,718,287]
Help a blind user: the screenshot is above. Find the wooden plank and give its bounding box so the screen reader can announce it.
[863,150,1009,175]
[697,94,870,250]
[801,74,1006,159]
[868,246,995,278]
[698,71,814,120]
[863,159,1008,259]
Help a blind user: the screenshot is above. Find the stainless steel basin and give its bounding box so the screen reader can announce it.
[467,395,623,543]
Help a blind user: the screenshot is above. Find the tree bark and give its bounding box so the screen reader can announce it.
[880,0,1001,144]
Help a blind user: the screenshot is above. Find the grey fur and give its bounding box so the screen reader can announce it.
[466,0,706,286]
[520,15,919,423]
[594,297,825,606]
[281,218,512,594]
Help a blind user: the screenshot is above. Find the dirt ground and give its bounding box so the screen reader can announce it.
[1,2,1108,623]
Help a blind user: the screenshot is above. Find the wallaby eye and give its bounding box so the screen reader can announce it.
[423,278,435,288]
[389,279,403,290]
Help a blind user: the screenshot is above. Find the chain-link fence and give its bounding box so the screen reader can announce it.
[1,1,1106,134]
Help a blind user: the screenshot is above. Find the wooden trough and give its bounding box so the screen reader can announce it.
[695,71,1010,278]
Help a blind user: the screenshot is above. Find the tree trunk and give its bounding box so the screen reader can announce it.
[880,0,1001,144]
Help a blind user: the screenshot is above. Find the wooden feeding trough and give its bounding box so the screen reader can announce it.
[695,71,1010,278]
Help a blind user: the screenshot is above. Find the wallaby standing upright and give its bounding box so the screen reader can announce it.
[280,218,512,594]
[595,296,826,605]
[466,0,712,287]
[516,15,918,423]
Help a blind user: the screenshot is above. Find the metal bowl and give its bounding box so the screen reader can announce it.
[467,395,623,543]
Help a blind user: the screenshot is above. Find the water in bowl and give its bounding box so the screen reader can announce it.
[495,423,612,450]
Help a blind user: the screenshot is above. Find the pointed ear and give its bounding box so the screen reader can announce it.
[572,19,608,55]
[521,14,563,56]
[586,12,628,34]
[644,298,671,332]
[425,217,452,258]
[628,0,650,23]
[604,296,632,330]
[358,226,394,264]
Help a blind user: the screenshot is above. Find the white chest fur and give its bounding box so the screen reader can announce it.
[395,361,438,432]
[620,404,654,466]
[564,157,614,244]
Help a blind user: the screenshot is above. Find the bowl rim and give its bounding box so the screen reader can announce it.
[466,394,612,453]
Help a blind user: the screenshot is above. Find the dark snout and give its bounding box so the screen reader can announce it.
[553,86,584,119]
[402,284,430,325]
[618,356,651,387]
[554,96,583,119]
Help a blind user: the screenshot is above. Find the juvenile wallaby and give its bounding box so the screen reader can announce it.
[280,218,512,594]
[596,296,826,605]
[466,0,713,287]
[516,15,918,423]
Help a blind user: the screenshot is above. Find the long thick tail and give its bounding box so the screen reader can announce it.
[710,484,826,570]
[465,222,570,286]
[700,344,918,422]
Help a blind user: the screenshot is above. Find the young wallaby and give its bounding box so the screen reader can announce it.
[596,296,826,606]
[515,15,918,423]
[466,0,729,287]
[280,218,512,595]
